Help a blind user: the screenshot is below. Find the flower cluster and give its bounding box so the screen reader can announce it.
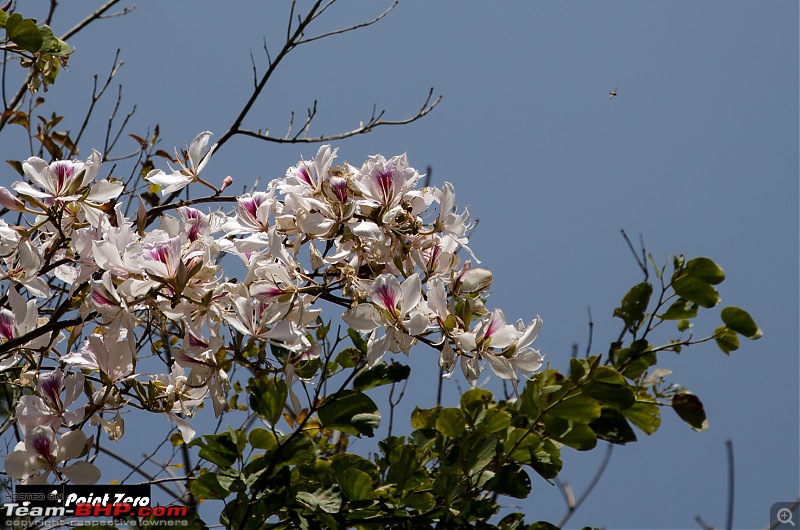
[0,132,543,484]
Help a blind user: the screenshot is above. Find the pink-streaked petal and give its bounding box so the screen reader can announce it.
[25,426,57,458]
[0,309,16,340]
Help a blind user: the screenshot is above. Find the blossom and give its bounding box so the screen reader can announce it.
[343,273,428,366]
[454,309,521,381]
[16,369,85,434]
[4,427,100,484]
[145,131,217,195]
[173,332,230,417]
[12,150,123,225]
[0,287,49,369]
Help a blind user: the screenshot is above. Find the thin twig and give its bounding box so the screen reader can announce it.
[297,1,399,45]
[621,229,648,280]
[96,445,182,500]
[725,439,735,530]
[695,515,715,530]
[586,306,594,357]
[557,443,614,528]
[60,0,130,41]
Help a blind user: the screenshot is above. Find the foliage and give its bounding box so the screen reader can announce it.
[0,3,761,529]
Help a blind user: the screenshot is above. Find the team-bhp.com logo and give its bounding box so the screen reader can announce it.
[5,485,188,522]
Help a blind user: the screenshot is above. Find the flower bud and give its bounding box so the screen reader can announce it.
[220,175,234,192]
[456,267,492,294]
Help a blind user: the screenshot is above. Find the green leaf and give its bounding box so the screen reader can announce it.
[685,257,725,285]
[622,401,661,435]
[317,390,380,437]
[461,387,493,424]
[249,376,288,425]
[435,408,465,437]
[519,377,541,420]
[721,306,763,339]
[461,388,494,413]
[714,325,740,354]
[613,281,653,330]
[190,433,239,467]
[544,416,597,451]
[672,275,720,308]
[335,347,362,368]
[190,473,228,500]
[677,319,691,332]
[216,467,245,493]
[466,433,498,473]
[659,297,699,320]
[6,14,43,53]
[584,366,636,410]
[547,394,601,423]
[337,468,373,501]
[0,11,7,28]
[296,486,342,514]
[353,361,410,391]
[569,358,589,384]
[530,440,562,479]
[387,444,425,492]
[529,523,561,530]
[482,408,512,433]
[410,406,435,430]
[672,390,709,431]
[486,465,531,499]
[590,408,637,444]
[348,328,368,355]
[504,429,542,464]
[617,340,656,380]
[274,434,316,467]
[249,428,278,451]
[37,25,70,56]
[404,491,436,512]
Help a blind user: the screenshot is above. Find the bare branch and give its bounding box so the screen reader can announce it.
[146,195,239,223]
[235,88,441,145]
[557,443,614,528]
[621,228,648,280]
[60,0,132,41]
[73,49,124,152]
[726,439,735,530]
[215,1,441,153]
[695,515,715,530]
[297,1,399,45]
[96,444,182,501]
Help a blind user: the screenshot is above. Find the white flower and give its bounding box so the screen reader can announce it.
[145,131,217,195]
[12,150,123,225]
[343,273,428,366]
[5,427,100,484]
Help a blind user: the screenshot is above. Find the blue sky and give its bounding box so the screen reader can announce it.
[3,2,798,528]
